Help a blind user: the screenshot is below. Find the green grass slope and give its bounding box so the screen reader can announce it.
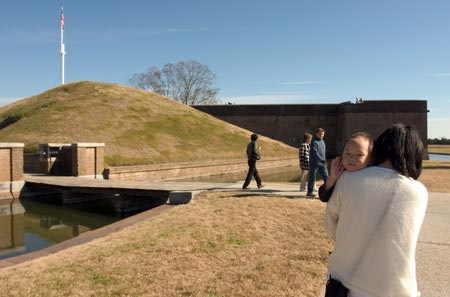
[0,81,297,165]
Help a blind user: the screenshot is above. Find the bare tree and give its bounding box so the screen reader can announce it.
[128,60,220,105]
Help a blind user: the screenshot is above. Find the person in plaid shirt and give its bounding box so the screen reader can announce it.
[299,133,313,191]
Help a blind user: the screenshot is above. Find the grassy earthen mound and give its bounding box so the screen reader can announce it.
[0,81,297,165]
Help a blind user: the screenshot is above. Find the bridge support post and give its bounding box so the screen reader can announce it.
[0,143,25,199]
[71,143,105,179]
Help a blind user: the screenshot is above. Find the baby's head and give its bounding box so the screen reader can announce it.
[341,132,374,172]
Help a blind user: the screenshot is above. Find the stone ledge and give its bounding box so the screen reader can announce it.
[169,190,202,205]
[0,143,24,148]
[0,181,25,193]
[72,143,105,148]
[106,157,298,182]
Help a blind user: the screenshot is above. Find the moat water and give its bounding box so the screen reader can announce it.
[429,153,450,161]
[0,197,121,260]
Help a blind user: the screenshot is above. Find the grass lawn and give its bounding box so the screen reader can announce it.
[428,144,450,155]
[0,162,447,297]
[0,193,331,297]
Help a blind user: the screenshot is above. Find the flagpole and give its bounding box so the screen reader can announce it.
[60,5,65,84]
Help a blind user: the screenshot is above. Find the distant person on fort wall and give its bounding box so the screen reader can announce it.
[323,123,428,297]
[242,133,264,189]
[318,132,374,202]
[299,132,314,192]
[307,128,329,197]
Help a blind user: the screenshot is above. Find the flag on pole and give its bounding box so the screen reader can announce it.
[60,6,65,30]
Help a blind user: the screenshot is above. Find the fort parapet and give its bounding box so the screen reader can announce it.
[194,100,428,157]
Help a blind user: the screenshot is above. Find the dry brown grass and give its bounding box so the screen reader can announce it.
[0,193,331,297]
[418,147,450,192]
[0,164,446,297]
[428,144,450,155]
[419,160,450,192]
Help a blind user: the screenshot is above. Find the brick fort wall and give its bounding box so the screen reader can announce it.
[193,100,428,157]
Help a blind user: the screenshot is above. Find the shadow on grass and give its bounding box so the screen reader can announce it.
[231,191,307,199]
[423,165,450,169]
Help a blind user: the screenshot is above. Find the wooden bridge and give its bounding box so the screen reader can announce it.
[23,174,242,214]
[23,175,303,214]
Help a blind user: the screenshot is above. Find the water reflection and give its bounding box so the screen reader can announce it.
[0,197,120,260]
[0,198,25,257]
[429,154,450,161]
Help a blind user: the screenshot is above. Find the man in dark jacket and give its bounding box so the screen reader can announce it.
[307,128,329,197]
[242,133,263,189]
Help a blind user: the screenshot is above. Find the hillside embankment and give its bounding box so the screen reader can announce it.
[0,81,298,166]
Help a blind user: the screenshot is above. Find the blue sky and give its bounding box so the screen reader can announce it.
[1,0,449,138]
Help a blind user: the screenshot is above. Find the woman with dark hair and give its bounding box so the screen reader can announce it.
[323,124,428,297]
[373,124,423,179]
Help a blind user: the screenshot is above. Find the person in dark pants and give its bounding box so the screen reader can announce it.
[307,127,329,197]
[242,133,264,189]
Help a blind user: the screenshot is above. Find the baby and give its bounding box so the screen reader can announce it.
[319,132,373,202]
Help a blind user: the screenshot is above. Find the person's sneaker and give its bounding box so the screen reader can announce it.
[258,184,264,189]
[300,188,306,192]
[242,186,249,190]
[306,193,316,198]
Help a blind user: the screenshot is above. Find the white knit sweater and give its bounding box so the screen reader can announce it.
[324,166,428,297]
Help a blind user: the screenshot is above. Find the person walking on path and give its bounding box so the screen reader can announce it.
[299,133,313,191]
[323,123,428,296]
[242,133,263,189]
[307,128,328,197]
